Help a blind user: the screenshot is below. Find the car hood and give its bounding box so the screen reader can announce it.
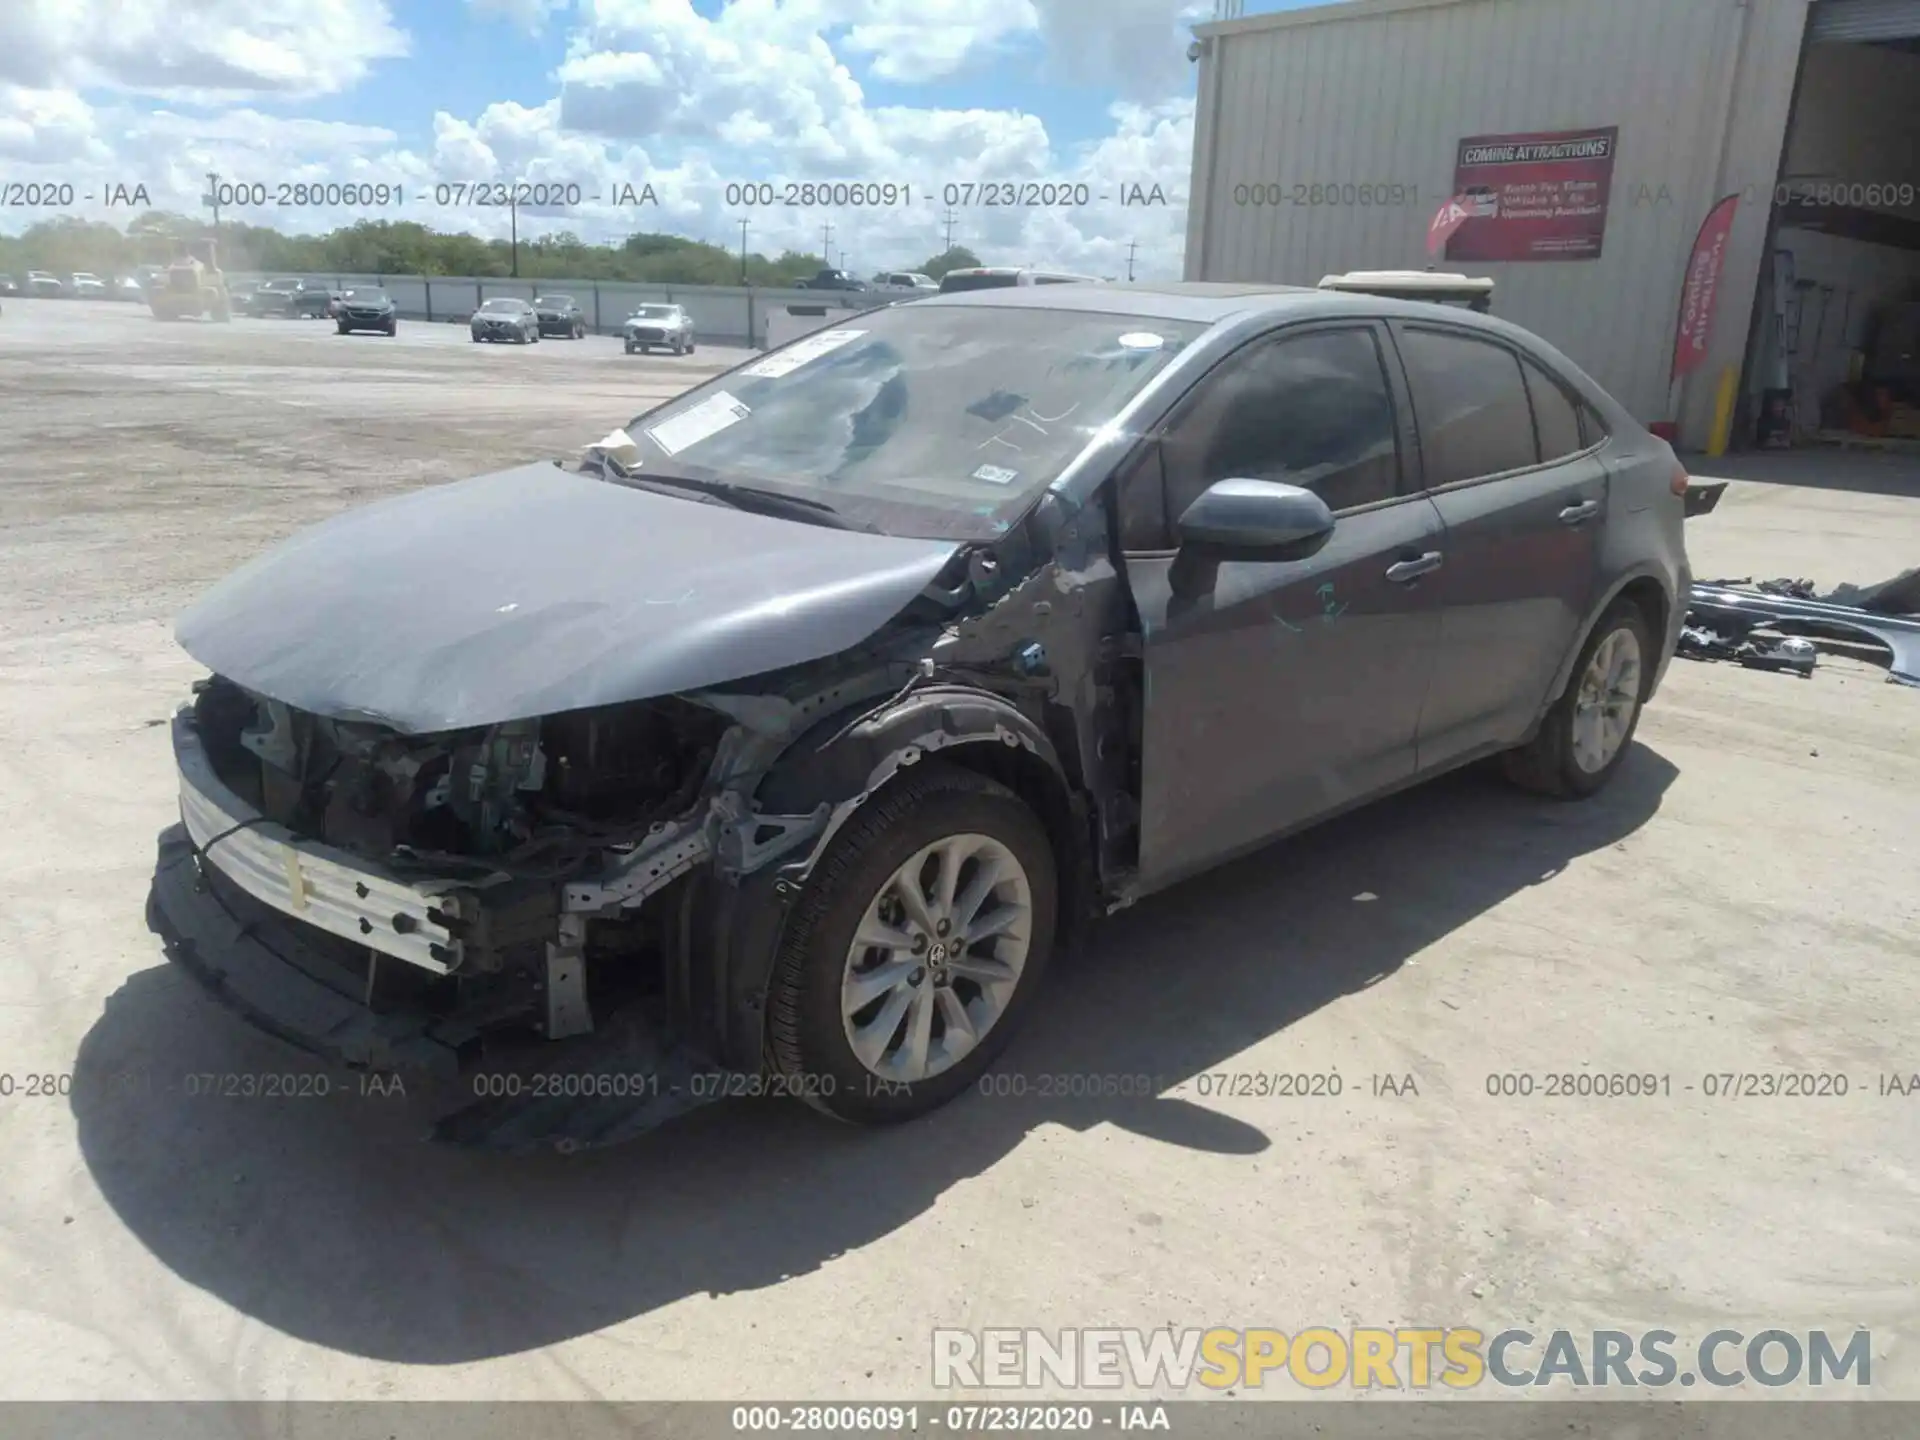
[174,462,963,734]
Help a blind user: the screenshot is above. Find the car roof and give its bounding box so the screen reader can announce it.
[914,278,1545,335]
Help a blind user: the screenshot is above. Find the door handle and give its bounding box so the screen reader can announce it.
[1559,499,1603,525]
[1385,551,1443,584]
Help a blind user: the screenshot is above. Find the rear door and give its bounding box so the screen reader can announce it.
[1118,322,1447,891]
[1388,323,1610,770]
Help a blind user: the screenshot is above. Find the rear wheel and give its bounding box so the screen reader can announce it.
[767,764,1058,1124]
[1501,600,1652,799]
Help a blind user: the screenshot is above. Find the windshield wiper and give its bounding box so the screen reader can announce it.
[613,470,877,532]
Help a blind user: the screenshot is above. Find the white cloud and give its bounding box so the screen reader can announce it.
[0,0,408,101]
[0,87,112,165]
[836,0,1040,83]
[1032,0,1206,99]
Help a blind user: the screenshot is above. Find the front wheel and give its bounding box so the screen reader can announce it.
[624,341,635,354]
[336,323,350,335]
[1501,600,1653,799]
[766,764,1058,1124]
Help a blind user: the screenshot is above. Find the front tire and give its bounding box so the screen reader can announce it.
[337,322,350,334]
[624,340,635,354]
[1501,600,1652,799]
[767,763,1058,1125]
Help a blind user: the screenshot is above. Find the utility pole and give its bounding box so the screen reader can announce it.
[739,218,750,284]
[821,220,835,268]
[205,170,222,230]
[509,192,520,278]
[941,207,958,252]
[1125,240,1138,281]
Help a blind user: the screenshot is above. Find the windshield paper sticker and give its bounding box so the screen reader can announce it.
[742,329,868,379]
[645,392,751,456]
[972,464,1020,485]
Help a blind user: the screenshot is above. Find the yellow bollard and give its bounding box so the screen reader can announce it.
[1707,366,1739,457]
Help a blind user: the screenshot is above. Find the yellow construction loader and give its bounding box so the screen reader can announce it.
[149,238,232,322]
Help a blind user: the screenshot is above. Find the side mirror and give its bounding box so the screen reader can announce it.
[1169,479,1336,601]
[1176,478,1336,560]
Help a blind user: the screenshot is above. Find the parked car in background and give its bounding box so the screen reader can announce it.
[296,282,343,319]
[247,278,305,317]
[112,276,147,302]
[25,272,64,297]
[335,287,398,336]
[470,297,540,343]
[937,267,1099,292]
[622,303,695,354]
[533,294,587,339]
[147,281,1693,1145]
[795,268,867,292]
[67,272,108,298]
[227,279,259,310]
[0,274,18,297]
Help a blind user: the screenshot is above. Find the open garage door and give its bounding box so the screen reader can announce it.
[1809,0,1920,44]
[1736,3,1920,453]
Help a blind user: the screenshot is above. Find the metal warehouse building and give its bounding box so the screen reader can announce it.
[1184,0,1920,452]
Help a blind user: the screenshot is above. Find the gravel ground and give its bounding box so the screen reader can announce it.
[1,298,1917,1405]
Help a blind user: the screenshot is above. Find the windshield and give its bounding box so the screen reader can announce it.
[479,299,525,313]
[345,289,389,302]
[620,304,1203,541]
[535,295,573,306]
[632,305,677,319]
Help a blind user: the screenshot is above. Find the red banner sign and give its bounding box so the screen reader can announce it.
[1426,195,1475,257]
[1445,127,1619,263]
[1670,193,1741,381]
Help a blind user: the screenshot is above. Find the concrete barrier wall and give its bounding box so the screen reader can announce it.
[224,273,891,347]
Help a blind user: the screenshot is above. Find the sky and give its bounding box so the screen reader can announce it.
[0,0,1328,279]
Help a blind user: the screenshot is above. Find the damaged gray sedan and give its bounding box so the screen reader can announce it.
[148,281,1692,1147]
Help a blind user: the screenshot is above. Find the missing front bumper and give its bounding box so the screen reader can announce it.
[146,823,731,1152]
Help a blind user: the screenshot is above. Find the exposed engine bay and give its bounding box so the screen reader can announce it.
[192,676,727,877]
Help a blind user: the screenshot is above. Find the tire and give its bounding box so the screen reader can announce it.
[1501,599,1653,799]
[336,323,350,335]
[767,763,1058,1125]
[687,340,696,354]
[624,341,635,354]
[387,321,398,335]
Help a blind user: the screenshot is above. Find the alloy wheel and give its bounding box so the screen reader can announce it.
[840,833,1033,1084]
[1570,627,1642,774]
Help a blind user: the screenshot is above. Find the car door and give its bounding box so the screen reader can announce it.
[1387,324,1610,771]
[1117,322,1448,892]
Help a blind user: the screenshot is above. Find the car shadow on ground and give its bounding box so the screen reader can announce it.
[71,746,1675,1364]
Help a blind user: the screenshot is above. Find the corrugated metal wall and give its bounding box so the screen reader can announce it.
[1187,0,1813,447]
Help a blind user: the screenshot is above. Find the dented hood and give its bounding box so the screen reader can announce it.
[175,462,962,733]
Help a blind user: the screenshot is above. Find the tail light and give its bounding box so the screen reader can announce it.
[1671,464,1690,498]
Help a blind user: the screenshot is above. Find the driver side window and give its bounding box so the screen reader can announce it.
[1154,326,1403,539]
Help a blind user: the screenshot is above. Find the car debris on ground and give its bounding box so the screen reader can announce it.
[1680,573,1920,687]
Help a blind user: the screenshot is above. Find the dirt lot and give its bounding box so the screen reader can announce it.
[1,299,1917,1402]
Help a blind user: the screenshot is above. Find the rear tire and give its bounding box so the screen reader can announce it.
[1501,600,1653,799]
[766,763,1058,1125]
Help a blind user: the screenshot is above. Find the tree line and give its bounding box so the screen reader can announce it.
[0,211,986,287]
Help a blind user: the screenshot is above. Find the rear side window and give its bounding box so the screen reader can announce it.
[1398,328,1538,486]
[1522,357,1586,462]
